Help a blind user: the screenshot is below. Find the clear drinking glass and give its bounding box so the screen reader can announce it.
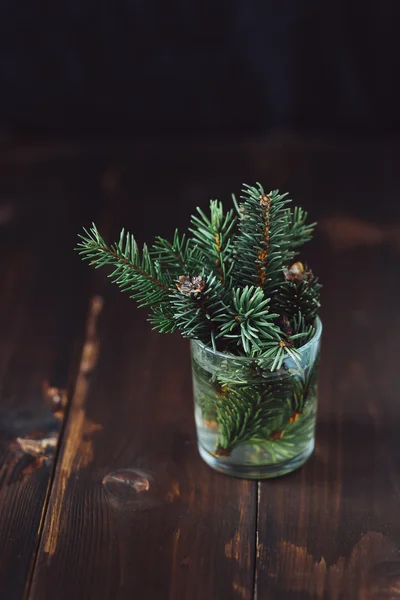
[190,318,322,479]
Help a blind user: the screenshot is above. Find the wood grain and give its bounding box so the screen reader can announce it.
[0,243,65,600]
[255,240,400,599]
[0,154,108,599]
[25,134,311,600]
[2,137,399,599]
[29,288,257,600]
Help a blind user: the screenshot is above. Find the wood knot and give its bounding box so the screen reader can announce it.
[16,434,57,458]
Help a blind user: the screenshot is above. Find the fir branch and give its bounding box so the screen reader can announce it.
[77,182,322,465]
[216,286,310,369]
[290,312,315,348]
[151,229,204,275]
[189,200,236,285]
[272,262,321,326]
[288,356,319,416]
[215,386,267,454]
[76,184,320,367]
[231,183,291,295]
[147,304,178,334]
[214,362,318,455]
[214,375,294,454]
[77,224,171,307]
[171,273,227,349]
[281,206,316,264]
[216,286,281,356]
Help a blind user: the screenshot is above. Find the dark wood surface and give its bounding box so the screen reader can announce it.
[30,293,257,600]
[0,137,399,599]
[256,247,400,599]
[0,156,102,600]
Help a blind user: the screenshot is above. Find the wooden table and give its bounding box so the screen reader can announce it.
[1,137,399,600]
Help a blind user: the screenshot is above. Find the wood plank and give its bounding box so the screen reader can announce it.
[2,138,280,600]
[26,137,400,599]
[255,199,400,594]
[4,137,283,600]
[29,287,257,600]
[0,155,105,599]
[27,135,311,600]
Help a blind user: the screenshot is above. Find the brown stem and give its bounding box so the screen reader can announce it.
[98,245,169,291]
[214,233,225,284]
[257,194,271,287]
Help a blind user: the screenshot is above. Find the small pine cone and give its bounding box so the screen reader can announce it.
[284,261,312,283]
[176,275,206,296]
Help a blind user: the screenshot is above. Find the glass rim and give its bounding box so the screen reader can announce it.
[191,316,322,362]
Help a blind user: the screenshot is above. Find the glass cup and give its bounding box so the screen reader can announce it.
[190,318,322,478]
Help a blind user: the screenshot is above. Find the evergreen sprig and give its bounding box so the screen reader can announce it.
[150,229,204,275]
[282,206,316,264]
[215,386,268,454]
[171,273,227,349]
[216,286,280,355]
[77,183,321,457]
[214,371,306,454]
[231,185,291,295]
[189,199,236,285]
[77,224,172,307]
[76,182,320,369]
[272,263,321,326]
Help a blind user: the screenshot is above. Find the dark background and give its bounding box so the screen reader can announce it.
[0,1,399,139]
